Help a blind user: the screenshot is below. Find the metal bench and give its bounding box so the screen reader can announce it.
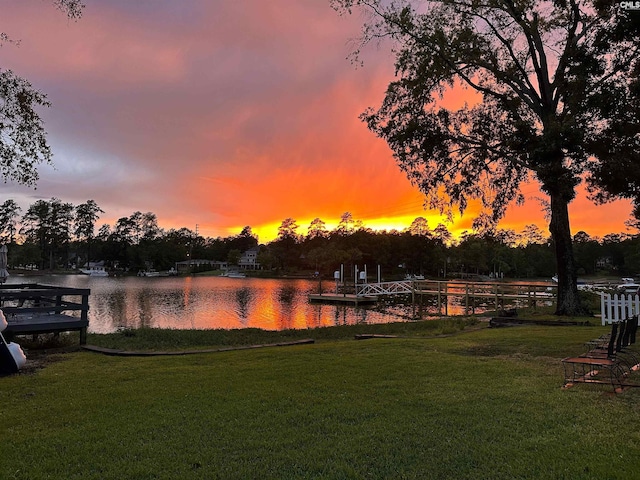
[562,317,640,392]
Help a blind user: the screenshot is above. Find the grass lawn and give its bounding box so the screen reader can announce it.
[2,320,640,479]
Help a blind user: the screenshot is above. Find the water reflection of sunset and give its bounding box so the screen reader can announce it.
[8,274,554,334]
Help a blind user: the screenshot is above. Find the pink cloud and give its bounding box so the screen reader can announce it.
[1,1,635,242]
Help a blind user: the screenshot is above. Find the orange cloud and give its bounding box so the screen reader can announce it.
[2,1,635,246]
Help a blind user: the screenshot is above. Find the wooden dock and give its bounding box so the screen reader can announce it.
[308,293,377,305]
[410,282,554,315]
[309,279,556,315]
[5,313,89,344]
[1,284,91,344]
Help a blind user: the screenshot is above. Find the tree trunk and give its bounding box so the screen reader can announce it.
[548,192,583,315]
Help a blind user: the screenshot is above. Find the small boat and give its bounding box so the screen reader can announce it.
[404,274,425,280]
[617,280,640,295]
[224,271,246,278]
[140,270,160,277]
[80,266,109,277]
[138,268,178,277]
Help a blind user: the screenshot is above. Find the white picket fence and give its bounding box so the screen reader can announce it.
[601,292,640,325]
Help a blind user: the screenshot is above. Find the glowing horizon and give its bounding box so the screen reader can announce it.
[174,184,633,243]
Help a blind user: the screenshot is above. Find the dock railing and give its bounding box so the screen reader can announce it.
[355,279,556,315]
[0,283,91,344]
[357,281,414,297]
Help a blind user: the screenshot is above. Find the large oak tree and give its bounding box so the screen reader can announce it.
[332,0,640,314]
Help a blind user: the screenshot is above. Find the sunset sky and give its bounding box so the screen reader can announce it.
[1,0,634,242]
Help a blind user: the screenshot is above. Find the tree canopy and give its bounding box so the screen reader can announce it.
[331,0,640,314]
[0,1,85,185]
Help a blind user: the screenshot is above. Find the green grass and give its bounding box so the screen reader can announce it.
[3,321,640,479]
[80,317,478,351]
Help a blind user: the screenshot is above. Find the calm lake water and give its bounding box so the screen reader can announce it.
[6,274,425,334]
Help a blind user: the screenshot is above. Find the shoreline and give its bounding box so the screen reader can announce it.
[7,268,564,283]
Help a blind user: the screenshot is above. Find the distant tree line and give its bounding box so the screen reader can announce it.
[1,198,639,279]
